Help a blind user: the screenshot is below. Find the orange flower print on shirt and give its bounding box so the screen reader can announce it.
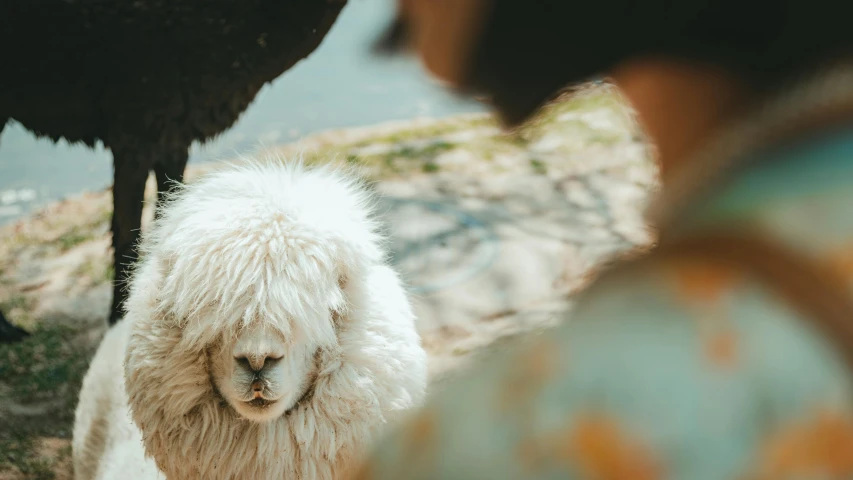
[347,462,373,480]
[404,409,437,448]
[496,340,560,414]
[822,242,853,286]
[746,409,853,479]
[669,260,742,306]
[703,328,740,369]
[667,261,743,369]
[519,414,664,480]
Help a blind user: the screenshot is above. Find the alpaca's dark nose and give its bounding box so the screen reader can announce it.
[235,354,283,373]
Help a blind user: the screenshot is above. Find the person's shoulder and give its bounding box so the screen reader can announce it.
[570,249,846,368]
[354,251,853,479]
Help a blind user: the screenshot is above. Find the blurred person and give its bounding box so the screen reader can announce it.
[355,0,853,478]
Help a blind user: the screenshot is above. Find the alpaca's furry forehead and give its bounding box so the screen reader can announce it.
[146,163,381,286]
[171,162,377,229]
[161,233,344,331]
[140,162,377,345]
[154,226,346,347]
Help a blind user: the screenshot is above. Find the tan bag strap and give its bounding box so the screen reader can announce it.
[654,230,853,375]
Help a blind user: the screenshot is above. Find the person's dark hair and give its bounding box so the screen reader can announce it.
[376,0,853,126]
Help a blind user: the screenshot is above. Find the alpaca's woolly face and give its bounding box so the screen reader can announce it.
[209,325,318,423]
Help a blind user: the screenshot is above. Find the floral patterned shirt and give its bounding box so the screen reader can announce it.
[351,107,853,477]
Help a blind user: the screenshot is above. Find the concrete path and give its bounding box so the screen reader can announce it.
[377,169,653,377]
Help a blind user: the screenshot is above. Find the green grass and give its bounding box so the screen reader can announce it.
[348,116,495,149]
[51,207,112,252]
[0,323,91,478]
[0,295,35,331]
[0,430,72,479]
[520,86,630,137]
[1,433,54,479]
[1,294,31,312]
[0,324,91,404]
[418,140,456,158]
[72,256,113,286]
[329,139,461,178]
[380,140,456,164]
[53,228,92,251]
[529,159,548,175]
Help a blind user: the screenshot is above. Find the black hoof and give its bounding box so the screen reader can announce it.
[0,310,30,344]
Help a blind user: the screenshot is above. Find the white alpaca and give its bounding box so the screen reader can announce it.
[72,162,428,479]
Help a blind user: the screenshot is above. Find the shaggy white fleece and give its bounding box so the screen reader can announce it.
[72,162,428,479]
[72,318,165,480]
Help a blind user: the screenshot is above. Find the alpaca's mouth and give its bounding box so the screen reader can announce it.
[246,398,276,408]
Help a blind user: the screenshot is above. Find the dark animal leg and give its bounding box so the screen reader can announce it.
[108,145,153,325]
[0,310,30,344]
[153,148,190,219]
[107,144,190,325]
[0,117,30,343]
